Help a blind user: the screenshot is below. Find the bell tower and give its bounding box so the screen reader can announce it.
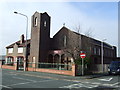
[30,11,51,64]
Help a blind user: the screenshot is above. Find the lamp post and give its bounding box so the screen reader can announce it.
[101,39,107,73]
[14,11,28,71]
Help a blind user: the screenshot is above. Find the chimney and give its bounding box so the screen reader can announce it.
[20,34,24,44]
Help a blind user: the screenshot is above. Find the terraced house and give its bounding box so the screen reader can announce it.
[4,11,117,76]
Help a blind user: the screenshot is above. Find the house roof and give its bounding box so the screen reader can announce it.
[6,39,31,49]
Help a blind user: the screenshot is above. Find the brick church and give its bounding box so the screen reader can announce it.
[5,11,117,75]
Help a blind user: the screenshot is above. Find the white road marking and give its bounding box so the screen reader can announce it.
[72,80,81,83]
[59,82,98,89]
[111,82,120,86]
[91,82,101,85]
[102,83,113,86]
[82,82,90,84]
[12,77,36,82]
[8,79,55,86]
[0,85,12,89]
[99,77,113,81]
[60,81,120,89]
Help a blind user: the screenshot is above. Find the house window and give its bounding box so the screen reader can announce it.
[44,21,47,27]
[35,17,37,26]
[8,48,13,53]
[63,35,67,47]
[6,57,13,64]
[18,47,23,53]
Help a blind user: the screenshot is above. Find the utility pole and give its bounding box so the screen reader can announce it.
[101,39,107,73]
[14,11,28,71]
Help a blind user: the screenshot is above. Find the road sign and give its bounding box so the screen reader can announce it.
[80,52,86,76]
[80,53,86,59]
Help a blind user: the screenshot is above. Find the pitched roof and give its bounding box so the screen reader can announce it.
[6,39,30,48]
[53,26,71,38]
[53,26,114,49]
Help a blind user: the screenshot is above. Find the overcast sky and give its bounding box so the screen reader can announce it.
[0,1,118,55]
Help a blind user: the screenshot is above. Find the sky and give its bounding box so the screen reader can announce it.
[0,1,118,56]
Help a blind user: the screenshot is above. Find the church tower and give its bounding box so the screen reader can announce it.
[30,11,51,64]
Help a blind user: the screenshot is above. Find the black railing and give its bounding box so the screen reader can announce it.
[27,62,72,71]
[2,61,14,66]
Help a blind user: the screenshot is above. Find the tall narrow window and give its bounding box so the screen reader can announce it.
[44,21,47,27]
[35,17,37,26]
[64,35,67,47]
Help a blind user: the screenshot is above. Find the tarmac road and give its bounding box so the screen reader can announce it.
[1,69,120,90]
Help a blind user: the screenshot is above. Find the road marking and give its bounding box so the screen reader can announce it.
[84,84,98,88]
[8,79,55,86]
[99,77,113,81]
[111,82,120,86]
[102,83,113,86]
[91,82,101,85]
[9,72,59,80]
[82,81,90,84]
[60,81,120,89]
[102,82,120,87]
[12,77,37,82]
[0,85,12,89]
[60,82,99,89]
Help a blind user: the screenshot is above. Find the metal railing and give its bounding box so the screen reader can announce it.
[27,62,72,71]
[1,61,72,71]
[2,61,14,66]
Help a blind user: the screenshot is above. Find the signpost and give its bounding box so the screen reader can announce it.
[80,53,86,76]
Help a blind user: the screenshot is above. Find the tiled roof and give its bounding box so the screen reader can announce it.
[6,39,30,48]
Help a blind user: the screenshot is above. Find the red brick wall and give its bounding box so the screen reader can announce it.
[1,64,76,76]
[27,67,73,76]
[2,65,16,70]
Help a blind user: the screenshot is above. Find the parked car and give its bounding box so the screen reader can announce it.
[108,61,120,75]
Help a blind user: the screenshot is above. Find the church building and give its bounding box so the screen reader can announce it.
[5,11,117,75]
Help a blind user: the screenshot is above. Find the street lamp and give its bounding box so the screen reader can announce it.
[101,39,107,73]
[14,11,28,71]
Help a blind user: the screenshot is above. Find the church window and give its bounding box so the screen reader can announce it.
[35,17,37,26]
[64,35,67,47]
[44,21,47,27]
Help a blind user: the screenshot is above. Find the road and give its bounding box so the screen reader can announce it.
[1,69,120,90]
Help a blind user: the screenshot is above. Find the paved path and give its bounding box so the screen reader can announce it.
[1,69,120,90]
